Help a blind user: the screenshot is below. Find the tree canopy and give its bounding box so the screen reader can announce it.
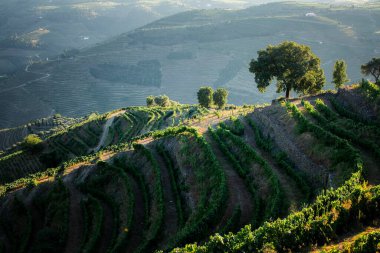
[146,96,155,107]
[23,134,43,152]
[249,41,325,98]
[154,95,170,107]
[213,88,228,109]
[197,86,214,108]
[332,60,349,89]
[146,95,171,107]
[361,58,380,84]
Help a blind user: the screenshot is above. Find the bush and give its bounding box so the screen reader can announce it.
[23,134,43,152]
[197,86,213,108]
[146,95,172,107]
[360,79,380,101]
[154,95,170,107]
[213,88,228,109]
[146,96,155,107]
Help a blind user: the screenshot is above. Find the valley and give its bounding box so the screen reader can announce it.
[1,1,380,128]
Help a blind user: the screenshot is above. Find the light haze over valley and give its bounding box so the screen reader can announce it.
[1,0,379,127]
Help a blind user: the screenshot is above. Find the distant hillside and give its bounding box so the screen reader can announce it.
[0,0,261,75]
[0,0,374,73]
[0,0,185,75]
[0,85,379,252]
[1,1,380,128]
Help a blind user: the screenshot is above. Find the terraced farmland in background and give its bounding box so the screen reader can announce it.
[0,86,379,252]
[2,1,380,128]
[0,115,84,152]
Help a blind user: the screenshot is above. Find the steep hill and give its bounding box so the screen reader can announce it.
[0,84,379,252]
[1,1,380,128]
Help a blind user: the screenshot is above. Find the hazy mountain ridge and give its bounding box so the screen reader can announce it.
[0,0,373,75]
[1,1,378,128]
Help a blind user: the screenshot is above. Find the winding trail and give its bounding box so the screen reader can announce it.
[92,117,115,152]
[188,109,244,134]
[91,110,125,153]
[0,63,51,94]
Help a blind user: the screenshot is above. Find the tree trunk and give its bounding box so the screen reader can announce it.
[285,88,290,99]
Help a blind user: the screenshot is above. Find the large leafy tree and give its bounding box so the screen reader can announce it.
[332,60,349,89]
[361,58,380,84]
[249,41,325,98]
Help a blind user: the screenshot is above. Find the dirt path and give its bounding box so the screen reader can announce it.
[91,110,125,153]
[0,64,51,94]
[137,137,154,145]
[185,108,250,134]
[63,171,85,253]
[91,117,115,152]
[205,133,254,228]
[64,162,91,176]
[150,147,178,247]
[241,117,304,211]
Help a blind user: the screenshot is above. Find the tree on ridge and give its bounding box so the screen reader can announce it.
[249,41,325,99]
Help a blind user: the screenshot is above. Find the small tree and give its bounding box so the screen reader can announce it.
[213,88,228,109]
[23,134,43,152]
[146,96,155,107]
[332,60,349,89]
[154,95,170,107]
[249,41,325,98]
[361,58,380,84]
[197,86,214,108]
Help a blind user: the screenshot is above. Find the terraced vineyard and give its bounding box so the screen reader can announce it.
[0,114,84,152]
[0,86,379,252]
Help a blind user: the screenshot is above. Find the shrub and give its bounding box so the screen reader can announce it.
[23,134,43,152]
[360,79,380,101]
[146,95,172,107]
[154,95,170,107]
[146,96,155,107]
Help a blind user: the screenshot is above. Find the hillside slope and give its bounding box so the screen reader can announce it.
[0,85,379,252]
[0,0,261,76]
[2,1,379,128]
